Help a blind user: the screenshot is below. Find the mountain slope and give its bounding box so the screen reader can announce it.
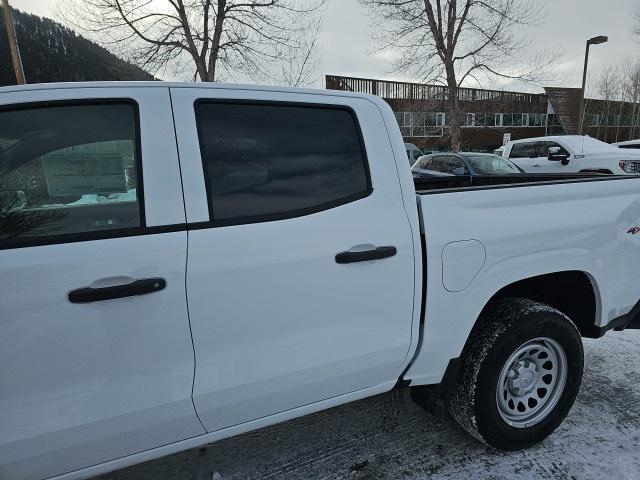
[0,8,155,86]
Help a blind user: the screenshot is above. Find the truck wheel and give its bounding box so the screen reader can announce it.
[449,298,584,450]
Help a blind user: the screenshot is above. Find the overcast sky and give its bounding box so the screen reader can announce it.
[10,0,640,94]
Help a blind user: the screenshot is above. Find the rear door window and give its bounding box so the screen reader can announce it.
[195,102,371,224]
[509,142,538,159]
[0,102,142,243]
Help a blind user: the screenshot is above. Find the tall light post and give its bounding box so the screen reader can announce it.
[1,0,26,84]
[578,35,608,135]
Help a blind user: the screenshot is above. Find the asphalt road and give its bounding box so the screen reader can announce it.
[96,330,640,480]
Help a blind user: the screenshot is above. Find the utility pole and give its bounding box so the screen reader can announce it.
[1,0,26,84]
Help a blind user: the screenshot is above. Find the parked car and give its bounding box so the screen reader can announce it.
[502,135,640,174]
[405,142,424,166]
[613,139,640,149]
[412,152,524,177]
[2,82,640,480]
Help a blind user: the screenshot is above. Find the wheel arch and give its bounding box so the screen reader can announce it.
[404,267,603,387]
[475,270,602,338]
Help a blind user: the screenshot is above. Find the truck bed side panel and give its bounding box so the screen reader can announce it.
[406,177,640,385]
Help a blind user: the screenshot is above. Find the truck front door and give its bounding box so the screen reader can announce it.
[0,88,204,480]
[535,141,574,172]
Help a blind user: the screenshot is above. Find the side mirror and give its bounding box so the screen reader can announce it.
[548,146,570,165]
[452,167,467,176]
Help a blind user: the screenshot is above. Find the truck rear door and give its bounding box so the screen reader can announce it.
[171,87,416,432]
[0,87,204,480]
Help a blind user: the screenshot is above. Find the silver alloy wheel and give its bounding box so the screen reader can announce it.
[496,337,567,428]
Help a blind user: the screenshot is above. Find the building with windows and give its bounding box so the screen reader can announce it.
[326,75,640,152]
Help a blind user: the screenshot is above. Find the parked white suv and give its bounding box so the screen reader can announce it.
[503,135,640,174]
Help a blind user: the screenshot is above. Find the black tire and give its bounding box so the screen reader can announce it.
[449,298,584,450]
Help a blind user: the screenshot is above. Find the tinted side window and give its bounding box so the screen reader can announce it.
[445,157,465,173]
[428,156,447,172]
[418,157,432,170]
[196,102,370,223]
[0,103,141,242]
[509,142,537,159]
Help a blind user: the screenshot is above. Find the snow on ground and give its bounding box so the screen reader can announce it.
[97,331,640,480]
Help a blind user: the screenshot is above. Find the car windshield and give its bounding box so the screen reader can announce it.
[465,154,522,174]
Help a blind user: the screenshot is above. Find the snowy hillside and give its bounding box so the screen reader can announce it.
[0,9,155,86]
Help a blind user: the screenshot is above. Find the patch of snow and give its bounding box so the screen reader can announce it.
[92,330,640,480]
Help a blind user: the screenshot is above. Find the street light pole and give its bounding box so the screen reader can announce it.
[578,35,608,135]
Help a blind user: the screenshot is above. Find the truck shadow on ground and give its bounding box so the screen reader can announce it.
[98,331,640,480]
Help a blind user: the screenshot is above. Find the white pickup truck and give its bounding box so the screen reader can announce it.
[503,135,640,174]
[2,82,640,480]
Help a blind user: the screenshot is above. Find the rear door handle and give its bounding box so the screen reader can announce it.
[68,278,166,304]
[335,246,397,264]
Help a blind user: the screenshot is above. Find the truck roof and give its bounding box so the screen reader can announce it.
[508,135,617,154]
[0,80,380,102]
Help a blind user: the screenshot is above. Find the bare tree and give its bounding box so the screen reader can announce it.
[632,5,640,44]
[620,59,640,140]
[277,21,322,87]
[61,0,325,83]
[584,60,640,142]
[359,0,560,151]
[594,67,620,140]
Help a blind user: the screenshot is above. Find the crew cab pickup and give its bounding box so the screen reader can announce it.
[2,83,640,480]
[503,134,640,174]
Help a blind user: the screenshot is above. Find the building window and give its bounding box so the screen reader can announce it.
[466,113,475,127]
[503,113,514,127]
[395,112,411,137]
[528,113,545,127]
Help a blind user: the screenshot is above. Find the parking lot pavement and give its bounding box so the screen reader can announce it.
[97,330,640,480]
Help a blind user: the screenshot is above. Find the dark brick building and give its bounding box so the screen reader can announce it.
[326,75,640,153]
